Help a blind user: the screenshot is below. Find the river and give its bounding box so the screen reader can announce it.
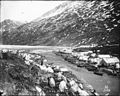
[41,52,120,95]
[0,45,119,95]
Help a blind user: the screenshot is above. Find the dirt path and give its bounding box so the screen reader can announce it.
[41,52,120,95]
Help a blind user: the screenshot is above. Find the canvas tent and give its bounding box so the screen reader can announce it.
[98,55,111,58]
[88,57,102,64]
[79,56,89,61]
[100,57,119,66]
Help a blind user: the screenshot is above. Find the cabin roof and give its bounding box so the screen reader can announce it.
[102,57,119,64]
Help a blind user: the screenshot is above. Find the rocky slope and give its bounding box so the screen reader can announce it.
[1,1,120,46]
[0,19,22,32]
[0,19,23,44]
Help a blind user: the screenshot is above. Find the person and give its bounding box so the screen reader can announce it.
[116,63,120,73]
[91,89,99,96]
[2,49,8,59]
[113,64,116,74]
[0,89,3,96]
[41,58,44,66]
[40,56,47,66]
[0,50,3,59]
[103,85,110,96]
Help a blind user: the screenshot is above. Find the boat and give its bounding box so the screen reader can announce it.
[102,68,114,75]
[94,70,103,76]
[77,63,85,67]
[86,65,97,71]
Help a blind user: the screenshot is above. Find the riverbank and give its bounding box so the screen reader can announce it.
[42,52,120,95]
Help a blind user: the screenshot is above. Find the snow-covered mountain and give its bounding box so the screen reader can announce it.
[1,1,120,46]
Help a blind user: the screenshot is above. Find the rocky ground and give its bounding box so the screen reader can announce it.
[0,49,98,96]
[41,51,120,95]
[0,48,119,95]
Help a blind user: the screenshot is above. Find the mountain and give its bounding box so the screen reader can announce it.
[0,19,23,44]
[1,1,120,46]
[0,19,23,32]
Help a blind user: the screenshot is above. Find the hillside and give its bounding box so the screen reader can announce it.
[0,19,22,31]
[1,1,120,46]
[0,19,23,44]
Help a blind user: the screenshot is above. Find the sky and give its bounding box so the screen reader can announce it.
[1,1,64,23]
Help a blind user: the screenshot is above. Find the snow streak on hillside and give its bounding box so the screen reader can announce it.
[1,1,120,46]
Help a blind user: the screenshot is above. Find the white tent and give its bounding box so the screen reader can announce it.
[98,55,111,58]
[100,57,119,66]
[79,56,89,61]
[89,57,102,65]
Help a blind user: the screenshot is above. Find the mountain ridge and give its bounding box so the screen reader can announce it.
[1,1,120,46]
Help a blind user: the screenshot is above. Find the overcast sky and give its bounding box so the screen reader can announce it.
[1,1,64,23]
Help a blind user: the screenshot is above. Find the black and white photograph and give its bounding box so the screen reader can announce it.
[0,0,120,95]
